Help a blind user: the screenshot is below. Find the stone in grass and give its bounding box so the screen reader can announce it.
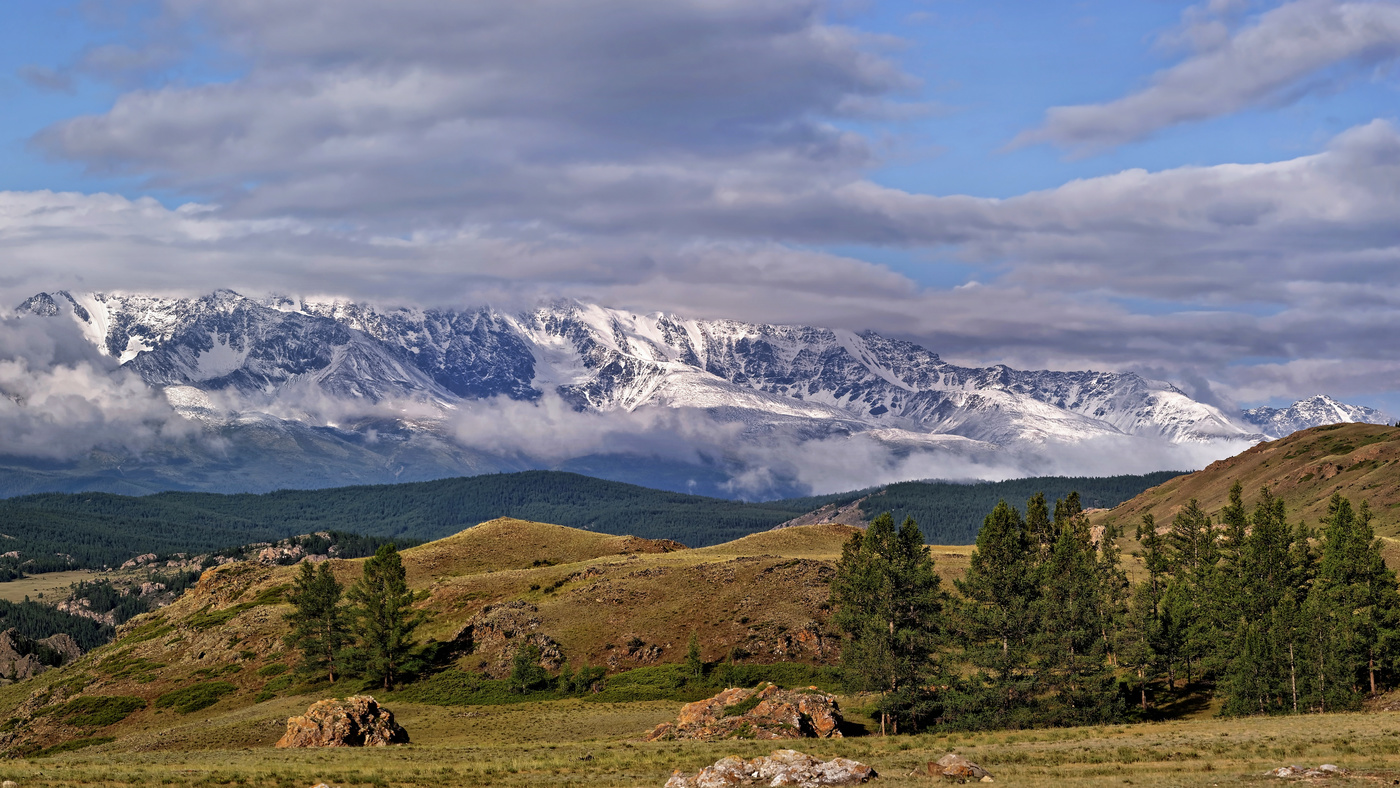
[928,753,993,783]
[665,749,875,787]
[648,684,843,742]
[1268,764,1348,779]
[275,696,408,748]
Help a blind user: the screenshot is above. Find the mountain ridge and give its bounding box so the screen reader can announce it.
[8,289,1390,496]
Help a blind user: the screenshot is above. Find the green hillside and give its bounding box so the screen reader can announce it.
[0,469,1182,575]
[856,472,1187,544]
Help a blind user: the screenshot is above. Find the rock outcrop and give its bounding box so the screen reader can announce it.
[0,629,82,683]
[928,753,992,782]
[648,684,843,741]
[450,601,563,679]
[665,749,875,787]
[275,696,409,748]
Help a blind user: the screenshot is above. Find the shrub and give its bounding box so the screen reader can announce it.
[154,682,237,714]
[58,696,146,727]
[257,662,290,677]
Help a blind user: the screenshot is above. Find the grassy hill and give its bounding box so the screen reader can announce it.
[1095,423,1400,538]
[0,517,859,757]
[0,469,1180,574]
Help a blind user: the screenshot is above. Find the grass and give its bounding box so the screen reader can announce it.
[0,570,98,603]
[55,695,146,727]
[4,698,1400,786]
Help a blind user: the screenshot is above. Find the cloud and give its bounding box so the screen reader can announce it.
[6,117,1400,409]
[1012,0,1400,152]
[38,0,911,227]
[0,315,203,461]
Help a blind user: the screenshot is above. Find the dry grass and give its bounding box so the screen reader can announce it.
[1095,423,1400,542]
[0,570,98,603]
[5,696,1400,787]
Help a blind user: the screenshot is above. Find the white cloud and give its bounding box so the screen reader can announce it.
[1013,0,1400,152]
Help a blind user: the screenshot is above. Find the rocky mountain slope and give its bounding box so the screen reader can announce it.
[1094,422,1400,540]
[8,290,1389,495]
[1241,394,1390,439]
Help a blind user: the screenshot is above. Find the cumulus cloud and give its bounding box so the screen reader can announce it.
[38,0,909,226]
[1013,0,1400,152]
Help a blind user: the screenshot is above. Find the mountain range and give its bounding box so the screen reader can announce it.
[6,289,1390,497]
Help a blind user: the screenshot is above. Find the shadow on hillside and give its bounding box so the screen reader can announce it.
[1148,681,1215,720]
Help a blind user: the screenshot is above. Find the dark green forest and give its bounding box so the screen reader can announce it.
[852,472,1184,544]
[0,470,1181,575]
[836,485,1400,731]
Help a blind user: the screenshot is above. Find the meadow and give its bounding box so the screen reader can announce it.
[0,692,1398,787]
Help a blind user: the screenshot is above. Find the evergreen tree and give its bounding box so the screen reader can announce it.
[831,512,946,735]
[345,544,424,689]
[1035,517,1122,726]
[510,643,548,693]
[685,632,704,682]
[955,500,1041,727]
[283,561,349,683]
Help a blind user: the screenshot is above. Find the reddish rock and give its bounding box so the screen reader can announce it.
[648,684,843,741]
[275,696,408,748]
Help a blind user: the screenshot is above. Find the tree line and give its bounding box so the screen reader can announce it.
[832,484,1400,732]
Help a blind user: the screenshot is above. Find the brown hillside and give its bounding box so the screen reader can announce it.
[1095,423,1400,537]
[0,520,849,756]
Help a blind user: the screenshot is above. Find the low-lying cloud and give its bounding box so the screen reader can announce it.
[0,316,203,461]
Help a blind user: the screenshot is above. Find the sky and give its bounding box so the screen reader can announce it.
[1,0,1399,415]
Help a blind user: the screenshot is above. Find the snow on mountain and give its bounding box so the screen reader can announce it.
[1241,395,1391,439]
[24,288,1382,495]
[14,289,1270,449]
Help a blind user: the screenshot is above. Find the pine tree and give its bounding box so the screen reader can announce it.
[345,544,424,689]
[1036,516,1122,726]
[283,561,349,683]
[685,631,704,683]
[831,512,946,735]
[510,643,548,693]
[955,500,1040,727]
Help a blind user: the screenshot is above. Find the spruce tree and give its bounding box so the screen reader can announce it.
[345,544,424,689]
[830,512,946,735]
[955,500,1040,727]
[685,632,704,683]
[284,561,349,683]
[1036,518,1122,726]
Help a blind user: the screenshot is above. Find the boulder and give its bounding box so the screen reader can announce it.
[648,684,843,742]
[275,696,408,748]
[929,753,992,782]
[665,749,875,787]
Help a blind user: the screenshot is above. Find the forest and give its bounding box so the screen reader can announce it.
[834,484,1399,731]
[0,470,1180,574]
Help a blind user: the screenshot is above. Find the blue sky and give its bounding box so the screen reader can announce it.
[1,0,1399,414]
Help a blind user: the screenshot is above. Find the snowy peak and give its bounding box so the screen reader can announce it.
[12,290,1306,451]
[1241,395,1391,439]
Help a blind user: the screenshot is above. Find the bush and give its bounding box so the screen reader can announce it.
[154,681,237,714]
[32,736,115,758]
[257,662,290,677]
[58,696,146,727]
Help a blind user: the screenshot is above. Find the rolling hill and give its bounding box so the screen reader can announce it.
[1094,423,1400,538]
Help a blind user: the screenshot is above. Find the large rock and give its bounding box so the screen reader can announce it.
[929,753,992,782]
[665,749,875,787]
[648,684,843,741]
[275,696,409,748]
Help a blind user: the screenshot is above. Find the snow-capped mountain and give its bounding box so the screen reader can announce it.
[7,289,1378,496]
[1241,395,1391,439]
